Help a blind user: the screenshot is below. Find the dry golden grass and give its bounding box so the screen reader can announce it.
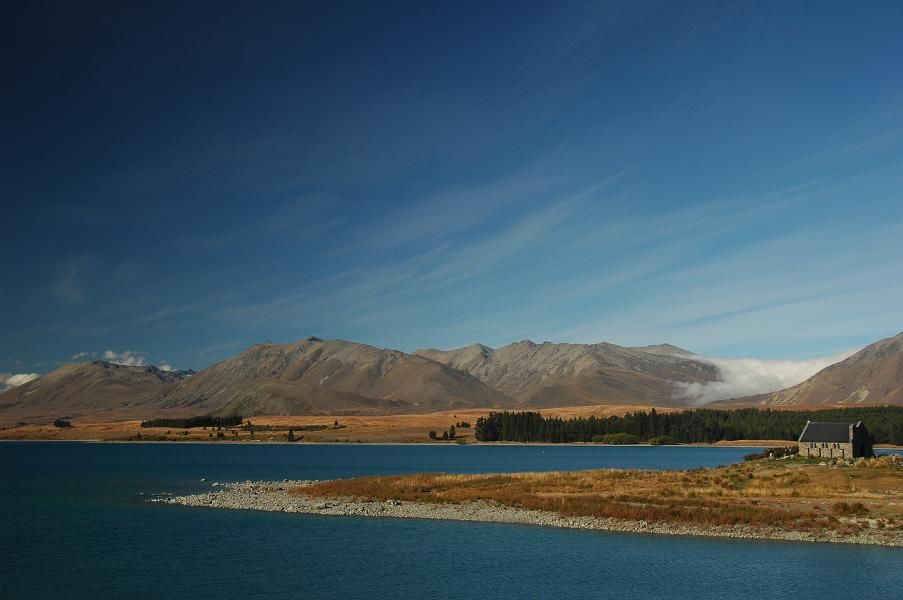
[0,405,685,443]
[1,404,900,447]
[296,457,903,533]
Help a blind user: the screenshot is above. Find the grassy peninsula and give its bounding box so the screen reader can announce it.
[288,455,903,545]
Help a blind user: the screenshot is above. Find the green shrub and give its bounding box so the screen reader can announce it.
[592,433,640,445]
[140,415,242,429]
[744,446,799,461]
[647,435,677,446]
[831,501,869,516]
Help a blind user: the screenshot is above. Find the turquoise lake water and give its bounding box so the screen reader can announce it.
[1,442,900,599]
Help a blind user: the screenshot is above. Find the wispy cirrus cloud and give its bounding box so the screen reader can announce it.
[206,172,626,332]
[170,195,340,254]
[347,171,560,252]
[553,212,903,357]
[51,256,95,304]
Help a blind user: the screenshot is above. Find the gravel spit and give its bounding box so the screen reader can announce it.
[151,480,903,547]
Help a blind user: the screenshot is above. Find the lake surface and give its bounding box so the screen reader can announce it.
[1,442,900,599]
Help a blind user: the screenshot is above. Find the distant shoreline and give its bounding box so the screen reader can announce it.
[2,438,902,450]
[0,439,771,447]
[5,403,900,445]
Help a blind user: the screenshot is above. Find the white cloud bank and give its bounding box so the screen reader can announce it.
[674,349,859,404]
[74,350,174,371]
[102,350,146,367]
[0,372,41,390]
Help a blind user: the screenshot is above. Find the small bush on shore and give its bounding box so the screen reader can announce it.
[831,501,869,516]
[140,415,242,429]
[744,446,798,461]
[592,433,640,445]
[854,455,899,469]
[647,435,677,446]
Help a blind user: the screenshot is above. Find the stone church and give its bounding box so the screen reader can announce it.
[797,421,873,459]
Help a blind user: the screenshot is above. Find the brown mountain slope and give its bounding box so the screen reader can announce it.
[415,340,719,407]
[0,361,192,424]
[756,332,903,406]
[157,337,514,415]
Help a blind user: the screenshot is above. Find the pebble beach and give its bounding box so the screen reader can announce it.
[152,480,903,547]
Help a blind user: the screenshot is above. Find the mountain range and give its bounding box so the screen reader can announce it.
[154,337,513,415]
[415,340,718,407]
[1,331,902,423]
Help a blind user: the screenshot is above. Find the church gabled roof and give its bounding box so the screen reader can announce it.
[798,421,859,443]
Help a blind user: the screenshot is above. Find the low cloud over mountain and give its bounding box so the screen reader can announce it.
[673,349,859,404]
[0,372,40,390]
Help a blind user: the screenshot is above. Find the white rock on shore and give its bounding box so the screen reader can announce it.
[150,480,903,547]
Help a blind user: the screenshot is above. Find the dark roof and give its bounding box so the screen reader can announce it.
[798,421,859,443]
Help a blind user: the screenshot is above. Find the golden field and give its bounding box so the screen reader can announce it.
[297,456,903,536]
[0,405,681,443]
[1,403,900,447]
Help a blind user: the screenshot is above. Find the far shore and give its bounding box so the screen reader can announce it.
[4,404,900,447]
[5,436,901,450]
[0,438,799,447]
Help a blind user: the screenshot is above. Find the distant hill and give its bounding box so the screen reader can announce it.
[750,331,903,406]
[0,338,513,422]
[156,337,514,415]
[415,340,719,407]
[0,361,193,423]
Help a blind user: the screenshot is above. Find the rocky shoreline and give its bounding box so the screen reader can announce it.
[151,480,902,547]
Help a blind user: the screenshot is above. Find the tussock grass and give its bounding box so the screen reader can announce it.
[831,501,869,516]
[854,455,899,470]
[294,460,903,533]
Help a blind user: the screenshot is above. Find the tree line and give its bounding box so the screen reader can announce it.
[473,406,903,445]
[140,415,243,429]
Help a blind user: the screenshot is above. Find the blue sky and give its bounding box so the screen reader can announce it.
[3,0,903,376]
